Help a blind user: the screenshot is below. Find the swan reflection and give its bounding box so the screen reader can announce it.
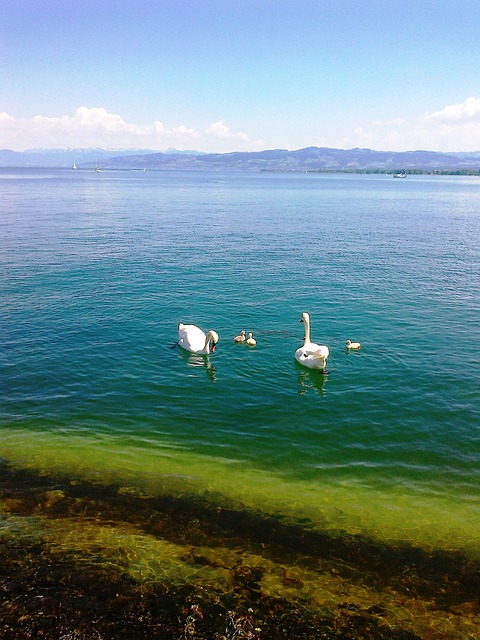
[178,349,217,382]
[296,365,327,396]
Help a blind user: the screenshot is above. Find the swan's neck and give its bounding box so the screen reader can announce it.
[203,332,211,353]
[303,317,311,344]
[204,331,216,354]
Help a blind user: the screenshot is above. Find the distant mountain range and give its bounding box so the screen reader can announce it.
[2,146,480,172]
[0,147,202,168]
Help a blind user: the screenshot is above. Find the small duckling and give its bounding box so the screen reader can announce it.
[234,330,246,343]
[346,339,361,350]
[246,332,256,347]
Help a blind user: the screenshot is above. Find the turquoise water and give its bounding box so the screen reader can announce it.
[1,167,480,620]
[2,169,479,542]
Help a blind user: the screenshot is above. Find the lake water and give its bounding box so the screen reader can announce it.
[1,168,479,638]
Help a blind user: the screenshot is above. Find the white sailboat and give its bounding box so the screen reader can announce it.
[72,162,77,169]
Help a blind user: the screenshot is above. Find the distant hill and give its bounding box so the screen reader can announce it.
[104,146,480,172]
[1,146,480,172]
[0,147,161,168]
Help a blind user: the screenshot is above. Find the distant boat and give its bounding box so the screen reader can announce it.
[393,171,407,178]
[72,162,77,170]
[95,161,102,173]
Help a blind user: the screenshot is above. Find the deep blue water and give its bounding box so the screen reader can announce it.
[1,168,479,559]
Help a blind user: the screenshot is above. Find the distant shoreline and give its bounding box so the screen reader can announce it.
[2,166,480,176]
[261,168,480,176]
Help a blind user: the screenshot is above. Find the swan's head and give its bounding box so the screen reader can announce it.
[208,330,219,352]
[300,312,310,323]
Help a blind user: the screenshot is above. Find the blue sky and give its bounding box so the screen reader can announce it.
[2,0,480,152]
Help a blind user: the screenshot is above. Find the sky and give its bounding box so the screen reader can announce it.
[2,0,480,153]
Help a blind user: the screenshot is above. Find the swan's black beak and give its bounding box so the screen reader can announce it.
[300,317,305,323]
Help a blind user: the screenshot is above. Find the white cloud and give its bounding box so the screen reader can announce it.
[206,119,250,144]
[0,106,263,152]
[2,99,480,154]
[422,96,480,123]
[410,97,480,151]
[340,97,480,152]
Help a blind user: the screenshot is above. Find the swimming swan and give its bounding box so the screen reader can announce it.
[246,332,256,346]
[178,323,219,354]
[234,330,246,342]
[346,339,361,350]
[295,312,329,372]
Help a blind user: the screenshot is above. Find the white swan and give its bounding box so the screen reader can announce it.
[295,312,329,372]
[177,323,219,354]
[234,330,246,343]
[246,332,256,346]
[346,339,361,350]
